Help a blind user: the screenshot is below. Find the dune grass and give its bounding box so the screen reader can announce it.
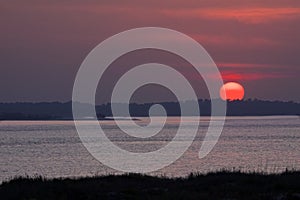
[1,170,300,200]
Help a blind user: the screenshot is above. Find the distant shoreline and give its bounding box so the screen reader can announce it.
[0,117,141,121]
[0,115,298,121]
[1,100,299,120]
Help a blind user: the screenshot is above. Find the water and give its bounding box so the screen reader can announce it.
[0,116,299,182]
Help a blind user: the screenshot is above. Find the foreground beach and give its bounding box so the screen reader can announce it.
[1,171,300,200]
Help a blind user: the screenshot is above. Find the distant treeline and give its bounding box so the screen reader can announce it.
[0,99,299,120]
[100,99,300,116]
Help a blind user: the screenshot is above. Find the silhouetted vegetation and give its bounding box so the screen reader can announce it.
[0,99,299,120]
[123,99,300,116]
[1,171,300,199]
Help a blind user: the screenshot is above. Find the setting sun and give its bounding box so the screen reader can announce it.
[220,82,245,101]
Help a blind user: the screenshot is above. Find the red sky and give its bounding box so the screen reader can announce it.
[0,0,299,102]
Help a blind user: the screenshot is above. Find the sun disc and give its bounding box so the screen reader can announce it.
[220,82,245,101]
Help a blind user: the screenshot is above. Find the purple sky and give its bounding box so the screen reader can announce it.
[1,0,300,103]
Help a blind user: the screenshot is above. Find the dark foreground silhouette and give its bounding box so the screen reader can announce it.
[1,171,300,200]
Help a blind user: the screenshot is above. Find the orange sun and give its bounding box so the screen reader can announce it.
[220,82,245,101]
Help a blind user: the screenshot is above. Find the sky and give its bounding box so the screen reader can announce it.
[1,0,300,103]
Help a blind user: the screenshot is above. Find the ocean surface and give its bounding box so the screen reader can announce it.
[0,116,299,182]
